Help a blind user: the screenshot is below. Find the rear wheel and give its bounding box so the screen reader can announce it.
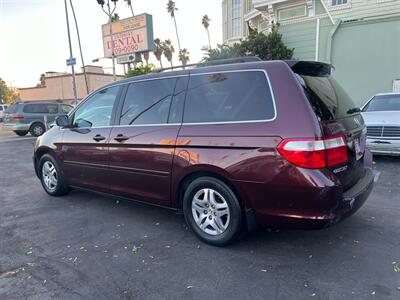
[39,154,70,196]
[183,177,243,246]
[14,130,28,136]
[30,123,46,137]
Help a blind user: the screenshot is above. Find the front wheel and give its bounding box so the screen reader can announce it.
[39,154,70,196]
[183,177,243,246]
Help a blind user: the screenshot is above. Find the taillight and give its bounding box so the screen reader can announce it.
[12,114,24,120]
[277,135,348,169]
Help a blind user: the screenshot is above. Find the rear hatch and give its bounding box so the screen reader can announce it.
[3,103,22,124]
[289,61,366,190]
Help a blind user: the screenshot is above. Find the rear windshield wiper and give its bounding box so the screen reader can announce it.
[347,107,361,114]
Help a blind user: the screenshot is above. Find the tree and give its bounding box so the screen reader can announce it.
[153,38,164,68]
[0,78,19,104]
[143,51,150,65]
[111,13,120,22]
[124,0,134,16]
[162,39,175,68]
[203,28,294,62]
[125,64,156,78]
[241,30,294,60]
[202,15,211,49]
[166,0,181,53]
[39,73,46,87]
[178,48,190,67]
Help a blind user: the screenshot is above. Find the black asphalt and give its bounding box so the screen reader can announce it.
[0,138,399,300]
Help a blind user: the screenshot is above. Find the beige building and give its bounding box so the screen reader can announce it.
[19,66,124,104]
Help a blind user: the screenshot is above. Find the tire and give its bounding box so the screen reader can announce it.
[38,153,70,196]
[30,122,46,137]
[183,176,243,246]
[14,130,28,136]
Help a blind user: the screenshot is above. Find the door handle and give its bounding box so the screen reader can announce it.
[93,134,106,142]
[114,134,129,142]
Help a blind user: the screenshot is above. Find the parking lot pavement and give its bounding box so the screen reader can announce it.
[0,139,399,300]
[0,127,35,141]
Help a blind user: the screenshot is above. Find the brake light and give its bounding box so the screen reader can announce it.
[277,135,348,169]
[12,114,24,120]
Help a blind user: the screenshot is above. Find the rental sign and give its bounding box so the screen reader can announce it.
[102,13,154,58]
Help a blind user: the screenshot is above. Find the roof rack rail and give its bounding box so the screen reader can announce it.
[154,56,262,73]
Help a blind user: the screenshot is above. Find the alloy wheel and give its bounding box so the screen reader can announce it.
[42,161,58,191]
[191,188,230,236]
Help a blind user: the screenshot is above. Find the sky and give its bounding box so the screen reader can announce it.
[0,0,223,88]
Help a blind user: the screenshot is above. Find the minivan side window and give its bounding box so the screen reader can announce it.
[23,103,58,114]
[73,86,119,128]
[120,78,176,125]
[183,71,275,124]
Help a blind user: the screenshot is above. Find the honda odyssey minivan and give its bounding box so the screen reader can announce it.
[33,58,374,246]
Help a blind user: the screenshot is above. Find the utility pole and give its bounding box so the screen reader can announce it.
[98,0,117,81]
[64,0,78,105]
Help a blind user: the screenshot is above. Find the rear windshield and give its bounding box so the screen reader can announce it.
[297,75,358,120]
[363,95,400,112]
[5,103,20,113]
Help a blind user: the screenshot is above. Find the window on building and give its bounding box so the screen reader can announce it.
[120,78,176,126]
[231,0,242,37]
[278,5,307,21]
[331,0,348,6]
[183,71,275,123]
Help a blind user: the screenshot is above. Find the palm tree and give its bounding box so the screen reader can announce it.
[166,0,181,53]
[124,0,134,16]
[202,15,211,49]
[143,51,150,65]
[178,49,190,68]
[111,13,120,22]
[162,39,175,68]
[153,38,164,68]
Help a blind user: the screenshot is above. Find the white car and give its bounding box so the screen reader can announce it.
[0,104,9,122]
[361,92,400,155]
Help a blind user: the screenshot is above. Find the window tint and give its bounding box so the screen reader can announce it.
[73,86,119,128]
[6,103,20,113]
[0,106,3,111]
[363,95,400,112]
[299,75,358,120]
[23,103,58,114]
[169,76,189,123]
[120,78,176,125]
[183,71,275,123]
[61,104,73,114]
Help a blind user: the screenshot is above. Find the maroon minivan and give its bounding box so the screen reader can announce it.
[33,58,374,246]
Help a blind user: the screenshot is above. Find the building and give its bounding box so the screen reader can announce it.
[222,0,400,106]
[19,66,124,104]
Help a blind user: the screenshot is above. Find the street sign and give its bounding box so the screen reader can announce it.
[66,57,76,66]
[117,54,135,64]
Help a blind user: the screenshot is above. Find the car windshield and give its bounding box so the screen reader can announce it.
[363,95,400,112]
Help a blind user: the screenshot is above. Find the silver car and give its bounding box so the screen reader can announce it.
[361,92,400,155]
[2,101,73,137]
[0,104,9,122]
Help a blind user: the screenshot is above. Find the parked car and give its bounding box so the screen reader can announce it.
[0,104,9,122]
[2,101,73,136]
[33,58,374,246]
[361,93,400,155]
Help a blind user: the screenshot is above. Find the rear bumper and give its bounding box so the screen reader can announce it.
[251,167,374,229]
[366,138,400,155]
[2,123,30,131]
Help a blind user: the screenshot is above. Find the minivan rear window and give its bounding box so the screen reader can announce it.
[5,103,20,113]
[298,75,358,120]
[183,71,275,123]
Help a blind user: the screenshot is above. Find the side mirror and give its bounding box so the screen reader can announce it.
[55,115,69,127]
